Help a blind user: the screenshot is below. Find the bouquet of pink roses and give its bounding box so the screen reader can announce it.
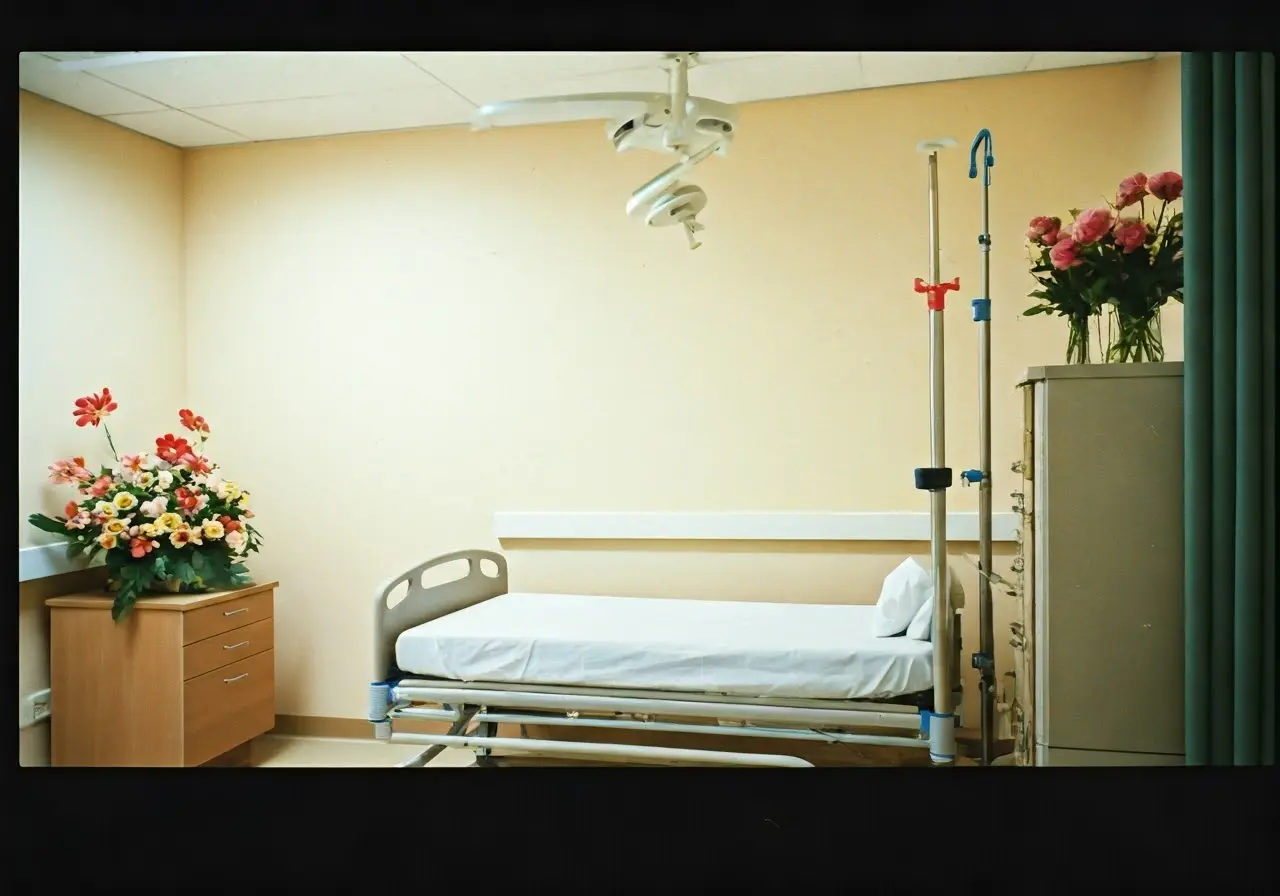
[29,388,263,622]
[1024,170,1184,363]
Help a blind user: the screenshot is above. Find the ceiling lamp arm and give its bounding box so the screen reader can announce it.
[663,52,693,151]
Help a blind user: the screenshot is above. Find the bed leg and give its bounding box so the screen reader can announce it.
[473,720,500,767]
[923,711,956,766]
[369,681,394,741]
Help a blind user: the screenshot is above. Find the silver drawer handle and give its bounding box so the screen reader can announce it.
[223,607,249,617]
[224,673,250,684]
[223,641,250,650]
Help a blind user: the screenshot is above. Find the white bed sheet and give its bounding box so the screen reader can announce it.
[395,592,934,701]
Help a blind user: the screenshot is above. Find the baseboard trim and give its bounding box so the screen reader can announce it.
[18,542,102,582]
[494,511,1020,543]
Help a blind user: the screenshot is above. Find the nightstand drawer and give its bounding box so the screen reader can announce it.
[184,618,274,681]
[183,649,275,766]
[183,590,273,645]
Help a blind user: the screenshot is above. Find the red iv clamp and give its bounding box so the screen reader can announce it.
[913,277,960,311]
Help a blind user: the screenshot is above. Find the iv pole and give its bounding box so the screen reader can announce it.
[962,129,997,766]
[913,139,959,766]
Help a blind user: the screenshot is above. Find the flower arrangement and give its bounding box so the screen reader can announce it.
[29,388,262,622]
[1024,169,1184,363]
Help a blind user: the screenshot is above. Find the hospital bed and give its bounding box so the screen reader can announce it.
[368,549,965,767]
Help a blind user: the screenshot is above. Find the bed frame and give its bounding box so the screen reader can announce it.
[368,550,964,767]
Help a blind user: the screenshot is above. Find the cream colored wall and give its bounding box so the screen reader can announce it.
[182,57,1183,727]
[18,91,185,764]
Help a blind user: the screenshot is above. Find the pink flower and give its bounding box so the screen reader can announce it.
[1071,207,1115,246]
[49,456,92,485]
[1113,218,1147,254]
[225,529,247,553]
[85,475,114,498]
[65,512,92,530]
[1115,173,1148,210]
[1026,216,1062,245]
[1149,171,1183,202]
[1049,237,1084,270]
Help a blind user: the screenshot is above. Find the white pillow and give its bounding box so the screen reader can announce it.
[905,592,934,640]
[872,557,933,637]
[904,565,961,641]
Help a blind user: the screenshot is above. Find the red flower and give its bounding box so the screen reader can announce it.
[64,500,80,518]
[219,514,243,532]
[178,409,211,436]
[178,451,213,476]
[155,434,193,464]
[73,388,117,428]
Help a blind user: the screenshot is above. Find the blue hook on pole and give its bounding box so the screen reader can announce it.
[968,129,994,185]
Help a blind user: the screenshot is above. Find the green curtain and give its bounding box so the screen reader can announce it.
[1182,52,1276,767]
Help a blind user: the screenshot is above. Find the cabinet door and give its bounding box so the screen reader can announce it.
[1011,383,1038,766]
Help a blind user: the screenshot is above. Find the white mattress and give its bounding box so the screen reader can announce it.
[395,592,933,701]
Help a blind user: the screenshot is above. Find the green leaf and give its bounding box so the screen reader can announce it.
[66,540,88,560]
[152,555,168,579]
[29,514,72,536]
[190,550,205,571]
[171,559,198,584]
[1022,306,1049,316]
[227,562,249,577]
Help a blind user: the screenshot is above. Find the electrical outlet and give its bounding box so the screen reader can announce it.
[19,688,52,729]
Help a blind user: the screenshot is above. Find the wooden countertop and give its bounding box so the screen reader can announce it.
[46,581,279,611]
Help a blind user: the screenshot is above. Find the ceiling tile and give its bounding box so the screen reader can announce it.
[405,51,784,106]
[187,87,478,142]
[860,52,1035,89]
[90,52,435,109]
[1024,52,1156,72]
[404,51,676,104]
[104,109,246,148]
[689,53,864,103]
[19,52,165,115]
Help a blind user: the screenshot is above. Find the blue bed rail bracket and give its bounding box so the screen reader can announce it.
[970,298,990,322]
[960,469,985,487]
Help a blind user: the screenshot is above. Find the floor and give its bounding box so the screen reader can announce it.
[249,734,478,768]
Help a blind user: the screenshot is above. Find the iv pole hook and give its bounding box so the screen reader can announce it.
[968,129,994,186]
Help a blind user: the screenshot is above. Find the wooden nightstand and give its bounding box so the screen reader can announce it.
[47,581,278,767]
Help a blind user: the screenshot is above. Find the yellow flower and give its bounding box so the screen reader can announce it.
[103,519,128,536]
[94,501,117,519]
[169,527,203,549]
[217,480,242,502]
[237,492,250,509]
[155,512,184,533]
[113,491,139,512]
[136,471,156,489]
[139,522,162,539]
[201,519,226,541]
[96,532,118,550]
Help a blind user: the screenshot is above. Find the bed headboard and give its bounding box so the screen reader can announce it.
[372,549,509,680]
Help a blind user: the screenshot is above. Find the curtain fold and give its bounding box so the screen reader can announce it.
[1181,51,1277,767]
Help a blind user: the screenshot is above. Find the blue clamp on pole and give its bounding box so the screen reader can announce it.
[968,129,994,185]
[961,469,984,484]
[971,298,991,322]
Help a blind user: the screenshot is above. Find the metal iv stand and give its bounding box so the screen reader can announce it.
[961,129,997,766]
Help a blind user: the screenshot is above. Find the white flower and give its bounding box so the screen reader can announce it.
[139,495,169,518]
[155,470,174,491]
[224,529,247,553]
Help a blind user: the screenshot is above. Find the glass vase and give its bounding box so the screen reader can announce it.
[1106,308,1165,363]
[1065,315,1095,365]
